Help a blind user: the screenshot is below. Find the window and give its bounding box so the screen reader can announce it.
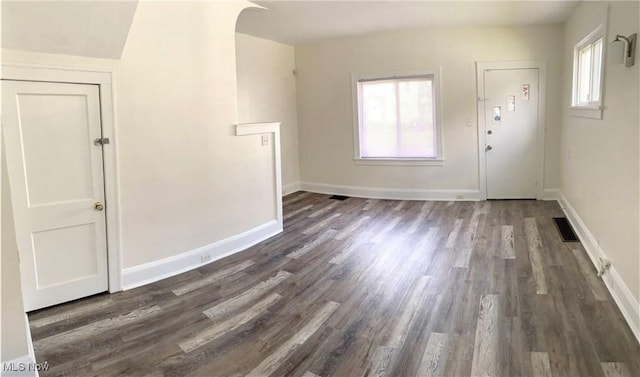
[571,25,605,118]
[353,71,443,165]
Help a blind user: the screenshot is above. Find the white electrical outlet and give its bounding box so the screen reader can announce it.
[261,135,269,146]
[201,254,211,263]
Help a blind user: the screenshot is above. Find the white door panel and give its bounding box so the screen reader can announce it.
[2,80,108,311]
[484,69,539,199]
[32,223,99,288]
[20,93,95,206]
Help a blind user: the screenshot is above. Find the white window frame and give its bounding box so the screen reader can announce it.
[571,24,606,119]
[351,69,444,166]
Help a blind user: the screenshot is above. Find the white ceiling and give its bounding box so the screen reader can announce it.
[2,1,138,59]
[237,1,579,45]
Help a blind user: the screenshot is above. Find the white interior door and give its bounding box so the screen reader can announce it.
[2,80,108,311]
[483,69,539,199]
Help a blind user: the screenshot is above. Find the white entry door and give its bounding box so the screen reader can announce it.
[2,80,109,311]
[483,69,539,199]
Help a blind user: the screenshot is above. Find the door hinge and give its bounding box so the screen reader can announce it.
[94,137,110,146]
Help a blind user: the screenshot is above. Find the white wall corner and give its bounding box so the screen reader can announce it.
[0,315,39,376]
[25,313,37,373]
[558,192,640,344]
[300,181,482,201]
[542,188,561,200]
[282,182,301,196]
[122,220,282,290]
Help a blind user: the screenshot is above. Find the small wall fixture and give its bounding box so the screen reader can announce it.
[610,33,636,67]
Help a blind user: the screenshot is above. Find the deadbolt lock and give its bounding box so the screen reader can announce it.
[486,145,493,151]
[487,130,493,135]
[94,202,104,211]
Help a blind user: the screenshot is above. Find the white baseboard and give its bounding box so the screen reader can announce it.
[542,188,561,200]
[1,354,39,377]
[299,181,482,201]
[282,182,301,196]
[557,192,640,344]
[122,220,282,290]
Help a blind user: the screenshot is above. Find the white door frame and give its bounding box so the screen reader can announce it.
[476,60,547,200]
[2,62,123,293]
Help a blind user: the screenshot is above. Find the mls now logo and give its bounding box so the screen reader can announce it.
[2,361,49,373]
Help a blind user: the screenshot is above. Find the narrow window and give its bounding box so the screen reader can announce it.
[572,27,604,109]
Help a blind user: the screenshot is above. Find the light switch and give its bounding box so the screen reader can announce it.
[261,134,269,146]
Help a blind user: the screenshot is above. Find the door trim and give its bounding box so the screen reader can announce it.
[2,62,123,293]
[475,60,547,200]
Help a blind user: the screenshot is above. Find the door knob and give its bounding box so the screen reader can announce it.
[94,201,104,211]
[487,130,493,135]
[486,145,493,151]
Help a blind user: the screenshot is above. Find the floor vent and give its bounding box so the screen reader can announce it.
[553,217,579,242]
[330,195,349,201]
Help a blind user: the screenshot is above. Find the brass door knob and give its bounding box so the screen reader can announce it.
[94,202,104,211]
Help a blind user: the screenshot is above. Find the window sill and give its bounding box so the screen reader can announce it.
[569,106,603,120]
[354,158,445,166]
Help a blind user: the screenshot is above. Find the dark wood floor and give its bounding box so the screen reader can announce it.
[29,192,640,377]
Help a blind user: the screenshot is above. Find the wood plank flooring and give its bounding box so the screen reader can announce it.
[28,192,640,377]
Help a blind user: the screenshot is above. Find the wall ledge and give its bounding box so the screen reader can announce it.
[558,192,640,344]
[235,122,280,135]
[122,220,282,290]
[300,181,482,201]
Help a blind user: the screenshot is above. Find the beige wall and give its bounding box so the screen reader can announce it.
[1,0,271,359]
[235,33,300,191]
[1,2,275,271]
[1,152,30,361]
[295,25,564,192]
[561,1,639,300]
[115,1,276,268]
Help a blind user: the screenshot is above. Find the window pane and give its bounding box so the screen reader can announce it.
[578,45,592,103]
[398,80,435,158]
[591,38,602,102]
[359,77,435,158]
[360,81,397,157]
